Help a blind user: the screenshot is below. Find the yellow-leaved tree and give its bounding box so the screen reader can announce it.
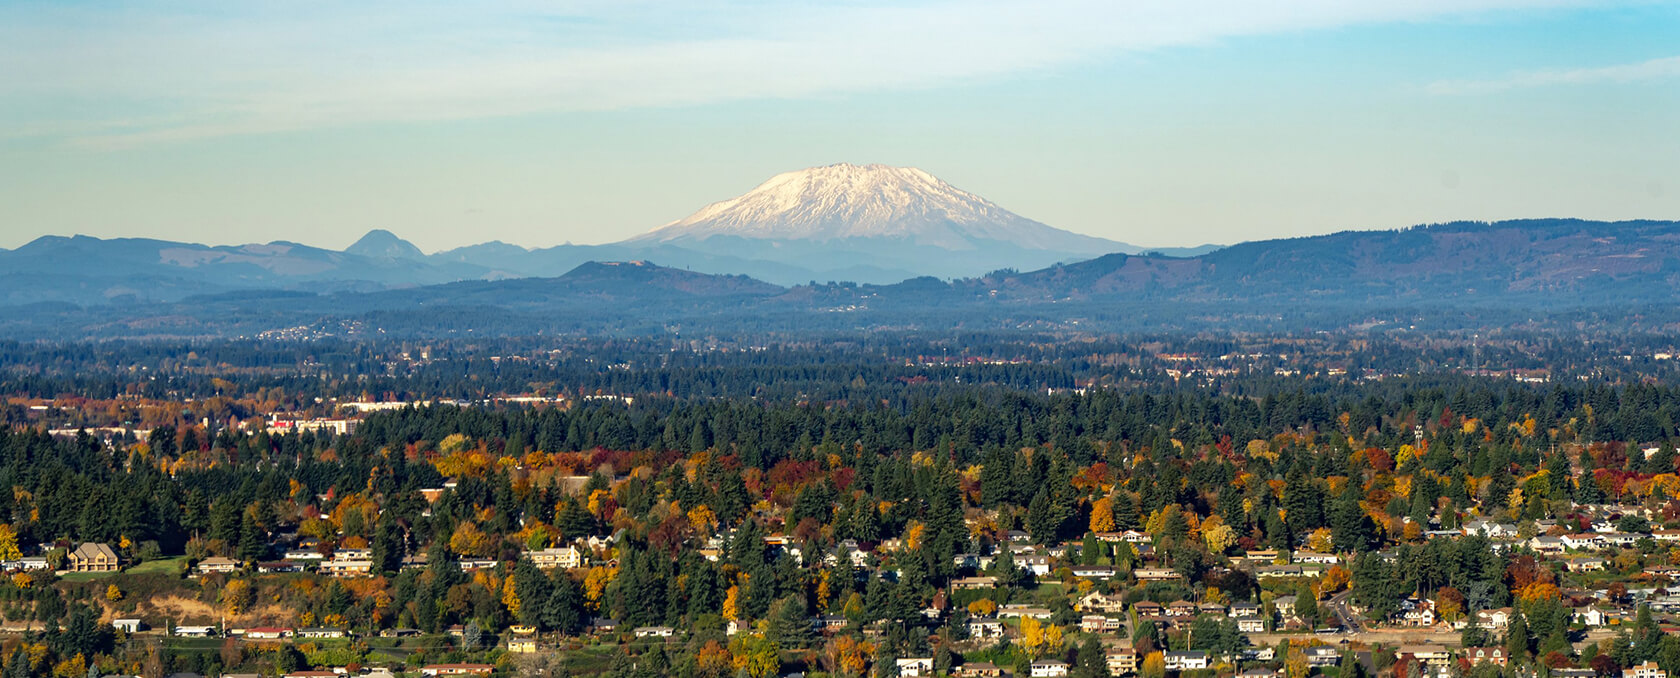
[1305,527,1335,553]
[1089,496,1115,533]
[1142,652,1166,678]
[0,524,26,562]
[1020,617,1062,657]
[723,584,742,621]
[221,579,253,615]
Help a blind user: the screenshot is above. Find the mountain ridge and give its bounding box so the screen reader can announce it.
[6,218,1680,338]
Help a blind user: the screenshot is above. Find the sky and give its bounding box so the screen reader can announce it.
[1,1,1677,252]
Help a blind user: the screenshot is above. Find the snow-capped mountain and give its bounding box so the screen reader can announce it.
[633,163,1122,253]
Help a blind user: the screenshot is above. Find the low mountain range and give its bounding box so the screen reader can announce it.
[4,218,1680,340]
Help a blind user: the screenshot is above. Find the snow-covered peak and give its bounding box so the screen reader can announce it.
[633,164,1117,252]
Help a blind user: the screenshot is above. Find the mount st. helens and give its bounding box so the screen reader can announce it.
[623,163,1164,281]
[635,163,1122,251]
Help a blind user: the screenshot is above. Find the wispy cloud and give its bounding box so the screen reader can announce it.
[1428,54,1680,94]
[0,0,1618,146]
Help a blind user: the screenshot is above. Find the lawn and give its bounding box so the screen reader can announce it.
[127,557,189,576]
[58,570,118,582]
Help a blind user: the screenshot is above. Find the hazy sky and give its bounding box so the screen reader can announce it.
[2,1,1676,252]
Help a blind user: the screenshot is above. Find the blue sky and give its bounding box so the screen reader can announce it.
[1,0,1676,251]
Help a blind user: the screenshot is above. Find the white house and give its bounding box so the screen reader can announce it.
[1164,652,1209,671]
[1031,660,1071,677]
[896,658,935,677]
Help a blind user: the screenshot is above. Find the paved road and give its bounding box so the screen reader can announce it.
[1327,591,1363,632]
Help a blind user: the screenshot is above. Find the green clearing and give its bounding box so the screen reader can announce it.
[126,557,189,576]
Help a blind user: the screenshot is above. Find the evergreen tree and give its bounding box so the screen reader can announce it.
[1331,481,1376,553]
[544,572,587,635]
[769,597,813,649]
[371,513,405,575]
[1505,610,1530,663]
[1074,634,1112,678]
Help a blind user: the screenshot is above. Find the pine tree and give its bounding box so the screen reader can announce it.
[1113,492,1141,531]
[1505,610,1530,663]
[770,597,813,649]
[237,513,265,563]
[544,572,587,635]
[1331,481,1375,553]
[1074,634,1112,678]
[371,513,404,575]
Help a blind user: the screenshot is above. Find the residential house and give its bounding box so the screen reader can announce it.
[1081,616,1122,633]
[1257,565,1310,579]
[1229,602,1261,618]
[1463,647,1507,666]
[1030,659,1071,677]
[243,627,293,639]
[1561,533,1605,550]
[1475,608,1514,630]
[1400,645,1452,667]
[1565,557,1607,572]
[420,665,494,677]
[1133,568,1181,582]
[112,619,143,633]
[1236,616,1266,633]
[633,626,676,638]
[296,627,346,639]
[1293,551,1339,564]
[257,561,302,574]
[1078,591,1127,613]
[1626,662,1667,678]
[968,617,1005,640]
[1071,565,1117,579]
[1163,652,1209,671]
[195,557,239,575]
[525,546,583,569]
[997,604,1053,620]
[1575,607,1607,627]
[896,658,935,677]
[1017,554,1052,576]
[1529,536,1567,555]
[319,558,372,577]
[1463,520,1518,538]
[507,638,538,654]
[1303,647,1342,667]
[69,542,120,572]
[1166,601,1198,617]
[1106,649,1139,675]
[1398,598,1436,627]
[957,662,1005,677]
[952,576,999,590]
